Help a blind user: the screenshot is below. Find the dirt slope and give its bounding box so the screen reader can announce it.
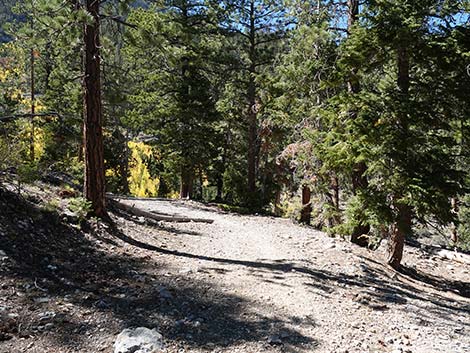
[1,188,469,353]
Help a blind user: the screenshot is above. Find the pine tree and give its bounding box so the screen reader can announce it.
[82,0,106,217]
[341,0,469,268]
[124,0,223,199]
[222,0,290,206]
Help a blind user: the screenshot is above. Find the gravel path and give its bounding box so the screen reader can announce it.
[115,198,470,353]
[1,192,469,353]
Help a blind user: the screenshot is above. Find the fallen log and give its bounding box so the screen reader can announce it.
[433,249,470,265]
[108,198,214,224]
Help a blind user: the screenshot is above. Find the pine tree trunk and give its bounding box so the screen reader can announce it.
[450,197,459,243]
[387,203,412,269]
[247,101,257,195]
[300,186,312,225]
[330,174,341,225]
[119,133,130,195]
[30,16,35,162]
[247,0,257,196]
[158,178,168,198]
[180,168,193,199]
[198,169,203,200]
[274,189,282,216]
[387,46,412,268]
[216,173,223,201]
[83,0,106,217]
[347,0,371,246]
[351,161,370,246]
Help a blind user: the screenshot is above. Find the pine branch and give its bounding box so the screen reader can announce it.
[0,112,62,123]
[100,15,138,29]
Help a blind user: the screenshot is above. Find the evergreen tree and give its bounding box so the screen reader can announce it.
[124,0,223,199]
[336,0,469,268]
[221,0,291,207]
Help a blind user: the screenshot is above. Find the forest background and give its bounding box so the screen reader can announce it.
[1,0,470,269]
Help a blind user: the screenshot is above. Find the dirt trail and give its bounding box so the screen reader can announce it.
[1,191,469,353]
[116,198,470,353]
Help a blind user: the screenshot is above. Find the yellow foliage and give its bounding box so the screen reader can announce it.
[33,126,46,160]
[128,141,160,197]
[168,190,180,199]
[106,169,116,177]
[16,121,47,161]
[0,69,9,82]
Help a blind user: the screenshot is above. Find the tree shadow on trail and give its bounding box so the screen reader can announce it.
[108,223,470,327]
[0,188,317,352]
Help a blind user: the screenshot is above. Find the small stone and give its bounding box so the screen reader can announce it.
[38,311,56,321]
[34,297,50,304]
[114,327,165,353]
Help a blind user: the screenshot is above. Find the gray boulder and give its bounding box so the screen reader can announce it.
[114,327,165,353]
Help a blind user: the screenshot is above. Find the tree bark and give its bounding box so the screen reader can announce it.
[300,185,312,225]
[347,0,371,246]
[330,174,341,226]
[247,0,257,196]
[180,168,193,199]
[450,197,459,244]
[83,0,106,217]
[119,131,130,195]
[387,46,412,269]
[158,177,169,198]
[30,16,35,161]
[387,203,412,269]
[216,173,223,201]
[351,161,370,246]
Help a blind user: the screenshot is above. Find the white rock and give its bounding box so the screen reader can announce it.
[114,327,165,353]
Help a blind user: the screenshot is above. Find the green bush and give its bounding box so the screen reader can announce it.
[457,195,470,251]
[68,197,92,221]
[17,161,40,184]
[42,198,60,213]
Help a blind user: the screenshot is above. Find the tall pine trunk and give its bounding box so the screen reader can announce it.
[387,203,412,269]
[330,174,341,226]
[347,0,370,246]
[300,185,312,225]
[83,0,106,217]
[180,167,193,199]
[119,131,130,195]
[29,17,35,161]
[247,0,257,197]
[216,169,224,201]
[387,46,412,269]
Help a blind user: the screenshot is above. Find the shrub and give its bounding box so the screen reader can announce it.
[68,197,92,221]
